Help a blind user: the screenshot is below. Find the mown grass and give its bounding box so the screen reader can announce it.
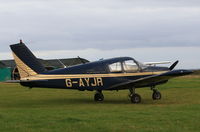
[0,77,200,132]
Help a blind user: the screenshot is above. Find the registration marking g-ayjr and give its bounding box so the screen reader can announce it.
[65,77,104,87]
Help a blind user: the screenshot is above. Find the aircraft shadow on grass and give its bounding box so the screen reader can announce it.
[7,98,177,108]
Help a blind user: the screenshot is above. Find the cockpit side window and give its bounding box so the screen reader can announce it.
[109,62,122,73]
[123,60,139,72]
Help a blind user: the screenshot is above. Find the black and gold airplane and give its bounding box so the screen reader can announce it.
[9,41,195,103]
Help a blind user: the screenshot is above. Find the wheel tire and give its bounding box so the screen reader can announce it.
[94,93,104,101]
[131,94,141,104]
[152,91,161,100]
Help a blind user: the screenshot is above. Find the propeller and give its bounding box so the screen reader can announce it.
[169,60,179,70]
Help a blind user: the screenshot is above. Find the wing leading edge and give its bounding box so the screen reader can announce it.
[109,69,193,90]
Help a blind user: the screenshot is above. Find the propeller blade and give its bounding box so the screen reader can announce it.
[169,60,179,70]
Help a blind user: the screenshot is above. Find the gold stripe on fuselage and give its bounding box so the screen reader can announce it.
[21,71,168,81]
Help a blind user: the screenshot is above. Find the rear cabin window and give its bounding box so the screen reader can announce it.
[123,60,139,72]
[109,62,122,73]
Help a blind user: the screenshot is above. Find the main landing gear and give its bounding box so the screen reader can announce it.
[129,88,141,104]
[94,90,104,101]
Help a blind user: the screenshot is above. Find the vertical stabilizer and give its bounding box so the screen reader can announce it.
[10,41,46,79]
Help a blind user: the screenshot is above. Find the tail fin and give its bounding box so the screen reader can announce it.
[10,41,46,79]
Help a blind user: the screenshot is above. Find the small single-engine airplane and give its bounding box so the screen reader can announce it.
[9,41,196,103]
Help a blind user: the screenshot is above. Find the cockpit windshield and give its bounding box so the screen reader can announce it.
[137,61,148,70]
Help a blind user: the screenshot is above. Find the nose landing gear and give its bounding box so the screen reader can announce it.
[151,86,162,100]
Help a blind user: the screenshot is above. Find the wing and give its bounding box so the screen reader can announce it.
[144,61,171,66]
[109,69,193,90]
[3,79,48,83]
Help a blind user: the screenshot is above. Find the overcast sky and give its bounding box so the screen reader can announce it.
[0,0,200,68]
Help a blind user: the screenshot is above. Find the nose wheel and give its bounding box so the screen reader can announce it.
[94,90,104,101]
[151,86,162,100]
[152,90,161,100]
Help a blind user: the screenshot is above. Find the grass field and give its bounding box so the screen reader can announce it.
[0,77,200,132]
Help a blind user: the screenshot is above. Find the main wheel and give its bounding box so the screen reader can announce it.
[152,91,161,100]
[94,93,104,101]
[130,94,141,104]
